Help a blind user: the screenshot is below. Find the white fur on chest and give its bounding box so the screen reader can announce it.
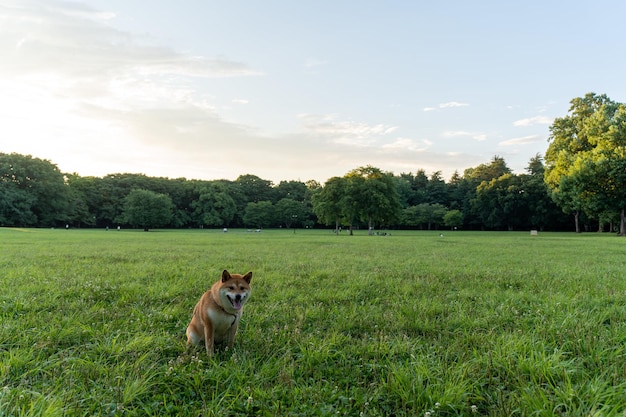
[207,308,240,341]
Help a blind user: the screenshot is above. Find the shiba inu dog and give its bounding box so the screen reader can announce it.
[186,270,252,356]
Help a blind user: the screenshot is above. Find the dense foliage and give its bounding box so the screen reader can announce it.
[0,152,575,231]
[545,92,626,235]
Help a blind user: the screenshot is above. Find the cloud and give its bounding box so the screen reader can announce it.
[442,131,487,141]
[298,114,397,146]
[382,138,431,152]
[424,101,469,111]
[440,101,469,108]
[513,116,553,127]
[499,135,541,146]
[0,1,267,179]
[0,1,261,81]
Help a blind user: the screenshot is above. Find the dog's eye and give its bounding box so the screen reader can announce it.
[228,286,235,290]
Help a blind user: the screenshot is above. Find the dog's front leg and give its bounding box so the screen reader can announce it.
[203,320,215,356]
[227,318,239,350]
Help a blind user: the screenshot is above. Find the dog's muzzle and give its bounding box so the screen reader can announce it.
[228,294,246,310]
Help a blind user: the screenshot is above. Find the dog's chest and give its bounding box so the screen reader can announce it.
[207,308,239,339]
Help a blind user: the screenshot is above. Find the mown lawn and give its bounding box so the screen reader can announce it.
[1,227,625,416]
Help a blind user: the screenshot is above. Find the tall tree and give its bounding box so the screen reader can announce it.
[235,174,274,203]
[585,102,626,234]
[345,166,401,234]
[0,153,69,226]
[275,198,305,228]
[243,201,274,228]
[64,174,94,227]
[462,156,512,229]
[426,171,448,205]
[401,203,447,230]
[523,155,566,231]
[0,185,36,226]
[273,180,308,203]
[464,156,511,184]
[474,174,529,230]
[191,183,237,227]
[312,176,348,233]
[120,189,173,231]
[443,209,464,230]
[545,93,626,234]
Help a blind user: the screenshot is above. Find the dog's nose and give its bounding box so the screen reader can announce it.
[235,294,242,301]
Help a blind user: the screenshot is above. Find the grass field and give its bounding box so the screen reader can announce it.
[1,227,625,416]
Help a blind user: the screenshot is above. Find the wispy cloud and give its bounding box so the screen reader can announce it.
[382,138,431,152]
[442,131,487,141]
[0,2,262,82]
[513,116,553,127]
[499,135,541,146]
[298,114,397,146]
[440,101,469,108]
[0,1,268,179]
[424,101,469,111]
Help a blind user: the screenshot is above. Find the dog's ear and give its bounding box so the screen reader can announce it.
[221,270,232,282]
[243,271,252,284]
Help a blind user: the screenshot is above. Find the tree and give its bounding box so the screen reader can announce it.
[312,176,348,233]
[397,169,429,206]
[121,189,173,231]
[443,209,464,230]
[545,93,626,235]
[464,156,511,184]
[400,205,422,228]
[0,153,69,226]
[345,166,401,234]
[585,103,626,235]
[426,171,448,205]
[420,203,447,230]
[401,203,447,230]
[166,178,198,228]
[191,183,237,227]
[243,201,274,228]
[0,186,36,226]
[64,175,94,227]
[235,174,274,203]
[523,155,566,231]
[473,173,530,230]
[273,180,308,203]
[275,198,305,228]
[443,209,463,230]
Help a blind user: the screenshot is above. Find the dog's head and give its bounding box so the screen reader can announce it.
[218,269,252,312]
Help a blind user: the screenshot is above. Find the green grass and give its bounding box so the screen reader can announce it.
[1,227,625,416]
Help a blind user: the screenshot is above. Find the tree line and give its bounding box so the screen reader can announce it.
[0,152,583,232]
[2,93,624,234]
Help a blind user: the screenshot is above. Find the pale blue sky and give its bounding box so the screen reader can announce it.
[2,1,626,183]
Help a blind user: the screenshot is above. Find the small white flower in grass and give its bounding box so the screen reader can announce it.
[471,405,478,413]
[435,402,440,409]
[425,412,431,417]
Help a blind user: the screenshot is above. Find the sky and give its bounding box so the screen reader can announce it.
[2,1,626,184]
